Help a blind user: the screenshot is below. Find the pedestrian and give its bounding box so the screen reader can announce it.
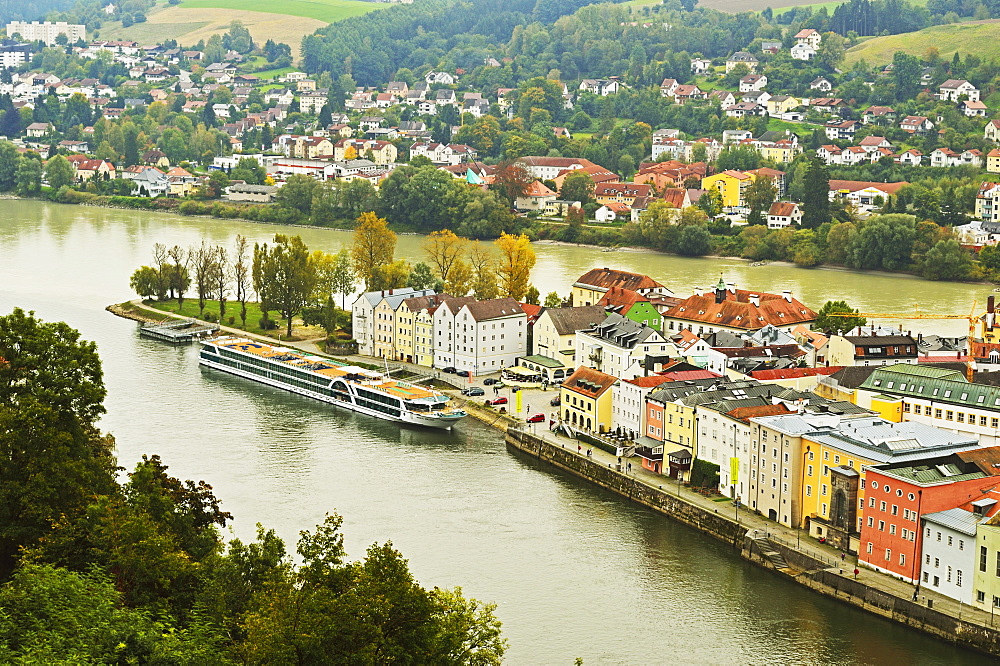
[578,444,582,453]
[617,456,622,465]
[912,589,918,602]
[587,448,592,457]
[627,462,632,473]
[841,552,846,561]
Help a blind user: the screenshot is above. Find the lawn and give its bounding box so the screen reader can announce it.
[179,0,385,22]
[767,118,822,133]
[845,20,1000,66]
[140,298,327,341]
[254,66,296,80]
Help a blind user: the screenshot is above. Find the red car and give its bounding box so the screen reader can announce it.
[526,413,545,423]
[485,397,508,406]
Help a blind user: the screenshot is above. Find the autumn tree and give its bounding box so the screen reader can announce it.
[490,160,534,204]
[469,241,498,300]
[444,258,473,296]
[352,212,396,291]
[423,229,468,284]
[494,233,535,301]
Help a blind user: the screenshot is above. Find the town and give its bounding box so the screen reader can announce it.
[349,264,1000,614]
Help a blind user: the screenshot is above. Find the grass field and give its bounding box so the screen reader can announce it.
[142,298,327,340]
[845,20,1000,65]
[254,66,297,80]
[179,0,384,22]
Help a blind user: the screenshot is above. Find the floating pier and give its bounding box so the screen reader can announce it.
[140,319,219,343]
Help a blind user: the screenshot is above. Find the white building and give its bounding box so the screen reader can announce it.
[613,375,678,439]
[574,313,671,380]
[433,298,527,373]
[920,506,992,604]
[7,20,85,45]
[352,288,432,357]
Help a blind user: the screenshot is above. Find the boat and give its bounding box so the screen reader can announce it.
[198,336,467,429]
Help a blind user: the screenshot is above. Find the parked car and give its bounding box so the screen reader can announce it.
[462,387,484,396]
[483,378,499,385]
[441,366,457,374]
[550,396,561,406]
[456,369,470,377]
[526,413,546,423]
[485,397,508,406]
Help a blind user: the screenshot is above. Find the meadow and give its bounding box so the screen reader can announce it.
[845,20,1000,65]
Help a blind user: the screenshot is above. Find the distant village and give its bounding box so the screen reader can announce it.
[2,21,1000,247]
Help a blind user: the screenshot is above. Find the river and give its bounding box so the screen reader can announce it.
[0,199,991,664]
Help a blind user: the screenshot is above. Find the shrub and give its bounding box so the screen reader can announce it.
[202,311,218,322]
[227,316,235,326]
[689,458,721,489]
[258,316,278,330]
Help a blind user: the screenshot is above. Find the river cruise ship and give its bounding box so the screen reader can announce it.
[199,336,466,429]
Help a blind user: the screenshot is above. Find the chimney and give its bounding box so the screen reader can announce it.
[749,294,760,307]
[990,296,996,314]
[727,282,736,294]
[389,289,394,295]
[694,286,702,297]
[782,290,792,303]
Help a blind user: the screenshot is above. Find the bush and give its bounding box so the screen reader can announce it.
[227,316,235,326]
[689,458,720,489]
[202,311,218,322]
[258,316,278,330]
[178,200,212,216]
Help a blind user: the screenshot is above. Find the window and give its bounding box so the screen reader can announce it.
[935,409,943,419]
[872,481,879,489]
[926,554,931,564]
[870,497,876,508]
[982,416,989,426]
[948,536,953,546]
[890,524,896,535]
[900,553,906,566]
[885,548,891,561]
[923,572,929,583]
[994,418,999,429]
[868,516,874,527]
[960,540,965,551]
[948,566,952,583]
[880,501,887,512]
[867,542,873,554]
[807,465,813,476]
[958,413,965,423]
[982,546,989,573]
[958,570,962,586]
[892,505,898,516]
[824,451,829,460]
[996,552,1000,577]
[946,411,954,421]
[822,484,828,496]
[806,486,812,496]
[937,531,942,542]
[879,520,885,531]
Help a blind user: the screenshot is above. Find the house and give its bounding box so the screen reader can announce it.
[725,52,758,73]
[930,147,961,168]
[514,180,558,211]
[671,84,706,104]
[725,101,765,118]
[810,77,833,92]
[739,74,767,92]
[351,288,435,357]
[824,120,858,141]
[829,180,909,210]
[701,170,753,208]
[424,71,455,85]
[690,57,711,74]
[572,267,671,307]
[121,166,168,197]
[661,279,816,335]
[988,149,1000,174]
[659,78,678,97]
[859,448,1000,583]
[25,122,52,138]
[795,28,822,49]
[66,156,115,181]
[826,331,918,367]
[900,115,934,134]
[579,78,622,96]
[766,201,801,229]
[897,149,923,166]
[976,182,1000,222]
[761,40,782,54]
[613,374,686,445]
[165,166,199,197]
[922,501,1000,605]
[962,100,988,117]
[531,305,607,361]
[594,182,652,207]
[790,43,816,61]
[859,136,893,153]
[559,366,618,433]
[517,156,596,181]
[433,297,526,373]
[986,119,1000,143]
[809,97,846,113]
[598,286,663,330]
[58,139,88,153]
[939,79,980,103]
[765,95,798,117]
[574,313,671,380]
[817,144,843,165]
[595,203,629,222]
[709,90,737,107]
[863,106,896,125]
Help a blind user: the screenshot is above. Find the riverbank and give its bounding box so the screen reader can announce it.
[504,426,1000,658]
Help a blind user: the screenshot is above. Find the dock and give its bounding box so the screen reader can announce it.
[139,319,219,343]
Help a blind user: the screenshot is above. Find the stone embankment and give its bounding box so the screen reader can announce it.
[505,427,1000,657]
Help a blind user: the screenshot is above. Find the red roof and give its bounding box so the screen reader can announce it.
[663,288,816,330]
[657,369,721,381]
[727,404,793,422]
[623,375,680,388]
[563,366,617,398]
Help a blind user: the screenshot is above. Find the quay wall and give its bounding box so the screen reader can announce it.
[505,428,1000,657]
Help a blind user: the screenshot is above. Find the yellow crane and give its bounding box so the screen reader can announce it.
[829,303,985,381]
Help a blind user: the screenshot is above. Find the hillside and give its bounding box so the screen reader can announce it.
[95,0,384,50]
[845,20,1000,66]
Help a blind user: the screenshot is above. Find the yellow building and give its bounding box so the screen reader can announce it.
[560,366,617,433]
[973,514,1000,611]
[988,149,1000,175]
[765,95,799,116]
[701,170,753,208]
[531,305,607,362]
[570,267,668,308]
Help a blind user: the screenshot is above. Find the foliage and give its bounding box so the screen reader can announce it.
[494,233,535,301]
[813,300,868,334]
[352,211,397,291]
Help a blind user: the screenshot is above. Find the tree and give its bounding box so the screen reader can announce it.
[130,266,160,299]
[276,174,319,215]
[256,235,316,337]
[0,309,118,578]
[352,212,396,291]
[0,141,18,190]
[469,241,498,300]
[233,235,252,326]
[212,246,231,321]
[443,258,473,296]
[920,239,972,281]
[44,154,76,190]
[675,224,712,256]
[813,300,867,335]
[329,249,355,310]
[423,229,468,283]
[494,233,535,301]
[369,259,412,291]
[744,176,777,226]
[801,158,831,229]
[14,155,42,195]
[190,241,216,317]
[490,160,534,204]
[524,285,540,305]
[816,32,846,70]
[407,262,437,290]
[847,214,916,271]
[230,158,266,185]
[544,292,562,308]
[559,171,595,205]
[166,245,190,307]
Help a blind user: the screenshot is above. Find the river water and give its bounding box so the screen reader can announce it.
[0,199,990,664]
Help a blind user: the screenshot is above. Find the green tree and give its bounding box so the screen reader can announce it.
[744,176,777,226]
[330,249,356,310]
[0,309,118,578]
[44,154,76,190]
[847,214,916,271]
[130,266,160,299]
[813,300,867,335]
[920,239,972,281]
[0,140,18,190]
[559,170,595,205]
[544,292,562,308]
[14,155,42,195]
[675,224,712,256]
[407,262,438,290]
[256,235,316,337]
[800,158,830,230]
[524,284,540,305]
[230,158,266,186]
[276,174,319,215]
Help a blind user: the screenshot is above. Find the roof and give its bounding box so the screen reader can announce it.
[750,367,842,381]
[463,298,524,321]
[574,267,665,293]
[563,366,617,398]
[828,180,909,194]
[579,312,664,349]
[657,369,721,381]
[727,403,793,422]
[543,306,608,335]
[941,79,973,89]
[623,374,682,388]
[662,287,816,330]
[922,507,992,536]
[598,286,650,312]
[767,201,798,217]
[522,180,556,197]
[842,334,916,346]
[519,354,566,368]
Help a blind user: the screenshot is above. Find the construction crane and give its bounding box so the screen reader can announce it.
[829,303,987,381]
